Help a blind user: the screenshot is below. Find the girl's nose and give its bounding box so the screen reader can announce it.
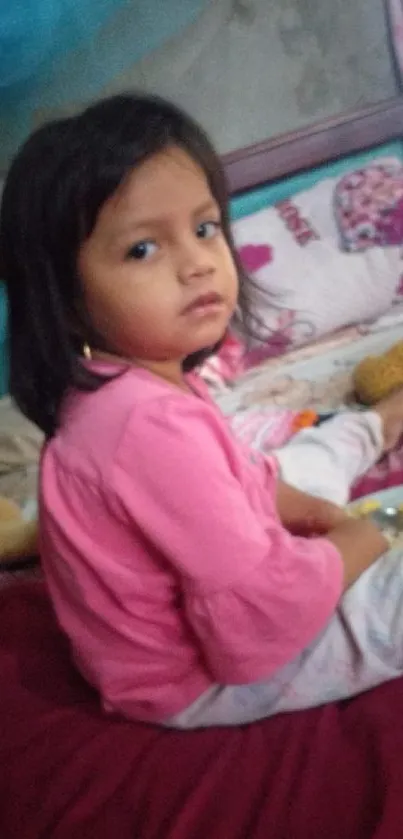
[176,238,215,285]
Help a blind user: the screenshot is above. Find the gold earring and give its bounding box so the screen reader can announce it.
[83,343,92,361]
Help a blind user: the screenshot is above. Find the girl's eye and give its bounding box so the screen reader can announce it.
[196,220,221,240]
[127,240,158,260]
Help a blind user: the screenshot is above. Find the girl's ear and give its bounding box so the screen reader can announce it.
[67,305,86,348]
[68,300,109,357]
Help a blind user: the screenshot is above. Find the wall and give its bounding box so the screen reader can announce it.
[0,0,398,169]
[105,0,397,152]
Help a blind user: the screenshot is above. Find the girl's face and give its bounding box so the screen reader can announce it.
[78,146,238,381]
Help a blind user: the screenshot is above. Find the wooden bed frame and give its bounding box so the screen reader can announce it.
[223,95,403,195]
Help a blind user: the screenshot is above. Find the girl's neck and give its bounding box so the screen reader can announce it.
[90,350,192,393]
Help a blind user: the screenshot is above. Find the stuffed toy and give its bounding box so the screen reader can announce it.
[0,497,38,563]
[353,341,403,405]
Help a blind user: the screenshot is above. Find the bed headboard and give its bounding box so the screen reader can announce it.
[223,96,403,196]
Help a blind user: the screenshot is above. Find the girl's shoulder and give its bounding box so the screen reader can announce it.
[54,366,223,470]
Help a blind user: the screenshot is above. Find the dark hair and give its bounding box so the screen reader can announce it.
[0,93,247,437]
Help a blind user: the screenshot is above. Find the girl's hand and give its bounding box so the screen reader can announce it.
[276,482,388,589]
[276,481,348,536]
[327,517,389,589]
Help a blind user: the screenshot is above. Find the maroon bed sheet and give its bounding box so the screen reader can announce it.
[1,580,403,839]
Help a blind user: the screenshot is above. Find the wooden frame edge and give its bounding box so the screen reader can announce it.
[223,96,403,195]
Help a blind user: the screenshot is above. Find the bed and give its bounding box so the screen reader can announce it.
[3,96,403,839]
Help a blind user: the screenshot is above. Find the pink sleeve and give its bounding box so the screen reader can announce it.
[114,397,343,685]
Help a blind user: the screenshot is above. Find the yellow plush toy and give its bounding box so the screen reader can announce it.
[0,497,38,564]
[353,341,403,405]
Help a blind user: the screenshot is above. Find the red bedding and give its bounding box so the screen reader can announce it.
[1,580,403,839]
[2,446,403,838]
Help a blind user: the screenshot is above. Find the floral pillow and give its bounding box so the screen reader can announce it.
[334,161,403,251]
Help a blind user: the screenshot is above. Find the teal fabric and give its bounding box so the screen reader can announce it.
[0,0,208,89]
[230,141,403,220]
[0,0,208,163]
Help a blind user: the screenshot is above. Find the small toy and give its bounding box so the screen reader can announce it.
[291,410,318,432]
[291,410,337,433]
[353,341,403,405]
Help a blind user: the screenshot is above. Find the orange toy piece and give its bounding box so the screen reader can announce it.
[353,341,403,405]
[291,410,318,432]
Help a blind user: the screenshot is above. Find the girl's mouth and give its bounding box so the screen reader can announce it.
[183,292,225,316]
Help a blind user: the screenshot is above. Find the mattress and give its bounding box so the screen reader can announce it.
[217,305,403,417]
[1,580,403,839]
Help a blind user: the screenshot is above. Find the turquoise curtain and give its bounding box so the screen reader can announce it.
[0,0,207,89]
[0,0,208,164]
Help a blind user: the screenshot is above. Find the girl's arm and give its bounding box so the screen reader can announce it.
[114,398,347,686]
[276,481,389,589]
[276,480,347,535]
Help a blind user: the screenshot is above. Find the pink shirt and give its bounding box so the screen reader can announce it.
[40,367,343,723]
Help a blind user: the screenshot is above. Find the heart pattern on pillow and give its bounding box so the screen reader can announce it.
[238,244,273,273]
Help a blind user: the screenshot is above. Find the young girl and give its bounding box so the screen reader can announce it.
[2,93,403,728]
